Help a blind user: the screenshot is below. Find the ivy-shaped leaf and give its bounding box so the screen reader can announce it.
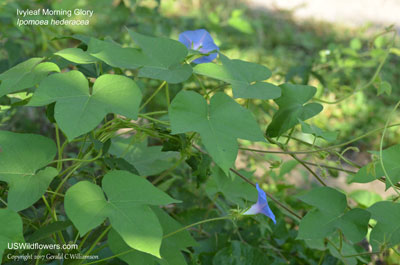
[54,48,98,64]
[87,38,147,69]
[169,91,264,174]
[368,201,400,251]
[194,53,281,100]
[28,71,142,140]
[109,137,180,176]
[128,29,193,84]
[108,207,196,265]
[0,209,24,262]
[0,58,60,97]
[0,131,58,211]
[266,84,323,137]
[64,170,179,257]
[297,187,370,244]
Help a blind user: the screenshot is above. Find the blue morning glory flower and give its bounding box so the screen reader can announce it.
[178,29,219,64]
[243,183,276,224]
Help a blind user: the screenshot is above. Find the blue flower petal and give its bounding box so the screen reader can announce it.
[178,29,219,64]
[256,183,267,205]
[244,183,276,224]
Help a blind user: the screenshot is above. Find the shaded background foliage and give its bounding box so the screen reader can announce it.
[1,0,400,264]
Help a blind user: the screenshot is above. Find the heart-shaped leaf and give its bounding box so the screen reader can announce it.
[0,209,24,262]
[0,131,57,211]
[0,58,60,97]
[65,170,179,257]
[108,206,195,265]
[29,71,142,140]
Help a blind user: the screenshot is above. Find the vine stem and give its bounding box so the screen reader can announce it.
[315,28,396,104]
[379,100,400,196]
[139,81,167,111]
[55,124,63,172]
[240,123,400,155]
[83,216,231,265]
[163,216,231,239]
[194,74,208,99]
[83,226,112,257]
[266,136,327,186]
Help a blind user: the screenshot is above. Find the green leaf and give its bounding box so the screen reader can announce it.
[102,170,180,206]
[349,190,382,208]
[298,188,370,243]
[297,187,346,240]
[108,229,157,265]
[0,58,60,97]
[377,81,392,96]
[26,220,72,243]
[0,209,24,262]
[109,137,179,176]
[297,187,347,214]
[335,208,370,243]
[351,145,400,189]
[193,53,281,100]
[297,209,338,240]
[54,48,97,64]
[206,166,257,206]
[266,84,323,137]
[212,241,270,265]
[108,207,195,265]
[64,181,109,235]
[368,201,400,251]
[0,131,57,211]
[349,161,381,184]
[327,233,359,265]
[87,38,147,69]
[300,120,338,142]
[169,91,264,173]
[65,170,179,257]
[128,30,193,83]
[29,71,142,140]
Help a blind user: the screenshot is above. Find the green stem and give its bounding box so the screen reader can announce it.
[163,216,231,239]
[143,110,168,116]
[241,122,400,155]
[317,250,326,265]
[138,114,170,125]
[78,232,91,251]
[342,251,381,258]
[83,226,111,256]
[42,195,66,245]
[315,29,396,104]
[194,74,208,99]
[379,100,400,196]
[165,82,170,108]
[84,216,231,265]
[55,124,63,172]
[299,160,356,174]
[139,81,167,111]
